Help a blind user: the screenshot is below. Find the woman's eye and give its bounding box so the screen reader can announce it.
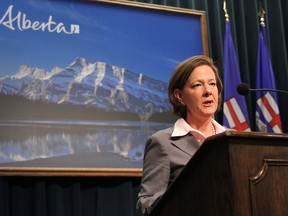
[210,82,216,87]
[192,83,201,88]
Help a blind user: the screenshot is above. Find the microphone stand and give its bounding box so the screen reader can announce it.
[249,88,288,94]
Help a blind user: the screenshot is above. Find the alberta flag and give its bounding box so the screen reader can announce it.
[255,23,282,133]
[223,20,251,131]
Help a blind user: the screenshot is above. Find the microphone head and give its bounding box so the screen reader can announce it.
[237,83,250,95]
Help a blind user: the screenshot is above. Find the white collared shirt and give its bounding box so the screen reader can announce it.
[171,118,226,144]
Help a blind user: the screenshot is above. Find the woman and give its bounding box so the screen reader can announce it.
[136,55,226,215]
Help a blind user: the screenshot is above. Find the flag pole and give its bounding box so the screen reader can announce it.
[258,1,265,26]
[223,0,229,21]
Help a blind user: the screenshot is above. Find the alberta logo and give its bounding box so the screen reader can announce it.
[0,5,80,34]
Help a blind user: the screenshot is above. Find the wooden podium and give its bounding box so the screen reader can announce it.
[150,131,288,216]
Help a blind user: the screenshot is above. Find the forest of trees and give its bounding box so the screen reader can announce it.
[0,94,176,122]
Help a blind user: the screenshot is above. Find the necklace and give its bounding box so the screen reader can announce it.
[211,122,216,135]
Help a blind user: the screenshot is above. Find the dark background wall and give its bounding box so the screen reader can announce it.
[1,1,287,216]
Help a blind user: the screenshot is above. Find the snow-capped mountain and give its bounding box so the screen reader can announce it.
[0,57,171,114]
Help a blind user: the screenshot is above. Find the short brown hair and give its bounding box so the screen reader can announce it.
[168,55,223,118]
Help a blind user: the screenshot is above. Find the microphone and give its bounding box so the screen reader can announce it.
[237,83,288,95]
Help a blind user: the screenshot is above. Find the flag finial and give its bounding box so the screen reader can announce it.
[223,0,229,21]
[258,1,266,26]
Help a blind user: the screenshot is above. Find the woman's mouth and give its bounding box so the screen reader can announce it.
[203,100,214,106]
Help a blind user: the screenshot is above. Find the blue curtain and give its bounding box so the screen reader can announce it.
[0,176,141,216]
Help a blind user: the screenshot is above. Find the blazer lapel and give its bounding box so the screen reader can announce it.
[171,134,200,156]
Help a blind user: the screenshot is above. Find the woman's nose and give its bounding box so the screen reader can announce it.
[203,85,212,96]
[203,89,212,96]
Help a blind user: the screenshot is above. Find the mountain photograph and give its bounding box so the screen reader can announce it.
[0,57,173,122]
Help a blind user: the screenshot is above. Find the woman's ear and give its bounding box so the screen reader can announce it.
[174,89,185,105]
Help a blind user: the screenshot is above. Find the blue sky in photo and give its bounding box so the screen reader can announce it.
[0,0,203,82]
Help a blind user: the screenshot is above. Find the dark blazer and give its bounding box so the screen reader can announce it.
[136,127,200,216]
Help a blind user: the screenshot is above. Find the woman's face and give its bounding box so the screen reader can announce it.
[174,65,219,120]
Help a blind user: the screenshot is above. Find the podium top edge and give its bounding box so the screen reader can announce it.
[214,130,288,139]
